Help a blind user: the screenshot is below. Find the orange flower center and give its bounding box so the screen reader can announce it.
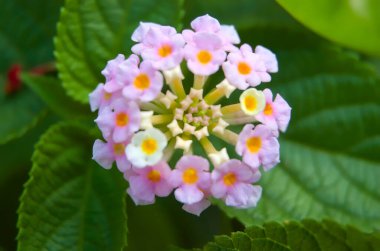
[113,143,125,155]
[238,62,251,75]
[246,136,262,153]
[147,169,161,182]
[264,103,273,115]
[158,44,173,58]
[182,168,198,184]
[103,92,112,100]
[197,50,212,64]
[223,172,237,186]
[141,138,158,155]
[244,96,257,112]
[134,74,150,90]
[115,112,129,126]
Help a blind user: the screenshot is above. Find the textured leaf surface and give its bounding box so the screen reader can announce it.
[22,74,92,119]
[17,123,127,251]
[205,2,380,230]
[181,220,380,251]
[55,0,184,103]
[276,0,380,56]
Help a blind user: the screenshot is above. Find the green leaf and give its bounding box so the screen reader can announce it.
[17,123,127,251]
[276,0,380,56]
[181,220,380,251]
[0,85,47,145]
[214,8,380,230]
[21,74,92,119]
[55,0,184,103]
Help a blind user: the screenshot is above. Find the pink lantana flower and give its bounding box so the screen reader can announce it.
[170,155,211,205]
[102,54,139,93]
[125,161,173,205]
[222,44,269,90]
[182,197,211,216]
[236,124,280,171]
[183,14,240,52]
[95,98,140,143]
[255,45,278,73]
[184,32,226,76]
[255,89,291,133]
[89,83,122,112]
[132,26,185,70]
[211,159,262,208]
[92,138,131,172]
[118,60,163,102]
[131,22,177,45]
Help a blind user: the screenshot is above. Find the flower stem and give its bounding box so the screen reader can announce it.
[168,77,186,100]
[151,114,173,125]
[213,129,238,145]
[193,75,208,89]
[199,137,217,155]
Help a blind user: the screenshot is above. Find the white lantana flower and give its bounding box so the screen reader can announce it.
[125,128,167,168]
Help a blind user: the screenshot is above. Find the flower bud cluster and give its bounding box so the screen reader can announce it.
[90,15,291,215]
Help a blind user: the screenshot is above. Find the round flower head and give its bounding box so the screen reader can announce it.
[90,14,290,215]
[170,155,211,205]
[95,98,140,143]
[92,138,131,172]
[102,54,139,93]
[118,60,163,102]
[236,124,280,171]
[125,161,173,205]
[255,89,291,133]
[89,83,122,112]
[132,26,185,70]
[223,44,270,90]
[125,128,167,168]
[211,159,262,208]
[239,88,266,116]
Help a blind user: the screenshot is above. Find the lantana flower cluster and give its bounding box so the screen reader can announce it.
[90,15,291,216]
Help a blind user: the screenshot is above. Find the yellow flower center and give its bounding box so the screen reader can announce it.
[103,92,112,100]
[264,103,273,115]
[223,172,237,186]
[134,74,150,90]
[238,62,251,75]
[246,137,262,153]
[158,44,172,58]
[113,143,125,155]
[197,50,212,64]
[182,168,198,184]
[244,96,257,112]
[147,169,161,182]
[141,138,158,155]
[115,112,129,127]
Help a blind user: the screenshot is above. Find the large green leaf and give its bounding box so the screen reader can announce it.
[217,26,380,230]
[21,74,92,119]
[55,0,184,103]
[176,220,380,251]
[17,123,127,251]
[276,0,380,57]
